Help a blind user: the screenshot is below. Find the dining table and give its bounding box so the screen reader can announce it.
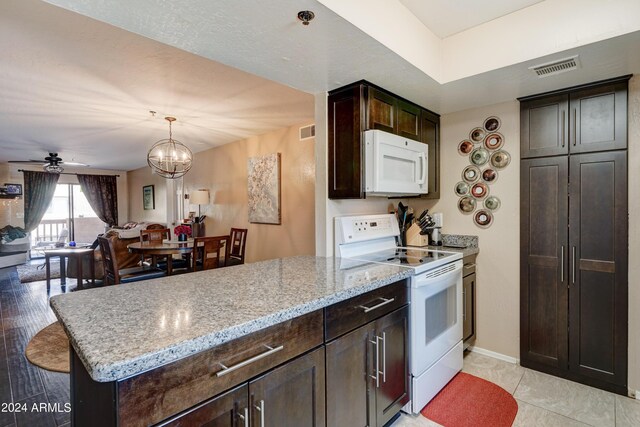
[127,239,195,275]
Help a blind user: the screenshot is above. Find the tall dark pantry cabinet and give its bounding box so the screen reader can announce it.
[519,76,630,395]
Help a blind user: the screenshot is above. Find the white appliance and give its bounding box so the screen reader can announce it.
[335,214,463,414]
[364,130,428,196]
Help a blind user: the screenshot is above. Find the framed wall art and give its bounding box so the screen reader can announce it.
[143,185,155,210]
[247,153,281,224]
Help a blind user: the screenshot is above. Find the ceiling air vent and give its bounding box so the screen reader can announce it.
[299,124,315,141]
[529,55,580,78]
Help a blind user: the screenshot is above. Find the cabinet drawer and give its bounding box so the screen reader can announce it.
[118,310,323,427]
[325,280,408,341]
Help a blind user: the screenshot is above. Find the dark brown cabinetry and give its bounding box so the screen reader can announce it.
[520,77,629,158]
[462,255,476,347]
[328,81,440,199]
[519,76,629,395]
[326,307,409,427]
[161,348,325,427]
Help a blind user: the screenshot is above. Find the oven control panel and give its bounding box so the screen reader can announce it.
[335,214,400,256]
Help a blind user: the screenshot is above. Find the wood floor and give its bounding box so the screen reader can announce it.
[0,265,71,427]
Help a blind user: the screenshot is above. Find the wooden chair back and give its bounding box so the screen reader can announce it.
[98,236,120,285]
[194,235,230,271]
[140,228,170,244]
[229,228,248,264]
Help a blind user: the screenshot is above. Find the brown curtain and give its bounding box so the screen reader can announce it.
[77,174,118,227]
[23,170,60,232]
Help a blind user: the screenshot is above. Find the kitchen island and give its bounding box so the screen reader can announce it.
[50,255,414,426]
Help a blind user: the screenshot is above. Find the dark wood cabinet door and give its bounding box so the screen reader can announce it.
[463,272,475,342]
[367,87,397,133]
[325,324,375,427]
[520,156,569,371]
[568,151,627,388]
[396,100,421,141]
[328,85,365,199]
[249,347,325,427]
[374,306,410,427]
[569,82,628,153]
[159,384,248,427]
[420,110,440,199]
[520,94,569,158]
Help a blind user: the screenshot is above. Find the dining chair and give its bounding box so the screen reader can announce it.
[228,228,248,266]
[98,236,165,285]
[193,235,230,271]
[140,227,170,267]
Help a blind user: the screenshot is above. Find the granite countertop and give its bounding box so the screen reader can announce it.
[50,256,412,383]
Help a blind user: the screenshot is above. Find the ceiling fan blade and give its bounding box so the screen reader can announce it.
[7,160,47,165]
[60,161,89,167]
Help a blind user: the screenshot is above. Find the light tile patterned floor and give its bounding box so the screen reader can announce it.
[391,351,640,427]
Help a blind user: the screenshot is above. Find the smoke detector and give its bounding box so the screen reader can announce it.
[529,55,580,78]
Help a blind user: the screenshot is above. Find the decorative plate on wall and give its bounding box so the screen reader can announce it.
[482,168,498,183]
[469,127,485,142]
[484,132,504,151]
[470,182,489,199]
[462,165,481,183]
[456,115,509,229]
[483,116,501,132]
[458,140,475,155]
[490,150,511,169]
[454,181,470,196]
[474,210,493,228]
[484,196,501,211]
[470,147,490,166]
[458,196,476,214]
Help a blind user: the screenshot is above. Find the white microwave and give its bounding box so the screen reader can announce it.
[364,129,428,197]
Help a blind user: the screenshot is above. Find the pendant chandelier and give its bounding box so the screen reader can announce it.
[147,116,193,179]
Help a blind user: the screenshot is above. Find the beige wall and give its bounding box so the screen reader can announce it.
[128,123,316,263]
[0,164,128,228]
[127,168,168,224]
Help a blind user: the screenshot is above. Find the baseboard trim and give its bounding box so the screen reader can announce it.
[469,346,519,364]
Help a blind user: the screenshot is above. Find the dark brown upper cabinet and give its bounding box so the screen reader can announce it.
[328,81,440,199]
[519,76,630,159]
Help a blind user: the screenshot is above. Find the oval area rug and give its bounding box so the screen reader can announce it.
[25,321,70,373]
[421,372,517,427]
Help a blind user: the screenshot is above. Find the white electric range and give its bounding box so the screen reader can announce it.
[335,214,464,414]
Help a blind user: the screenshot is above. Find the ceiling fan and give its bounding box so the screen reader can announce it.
[8,153,89,173]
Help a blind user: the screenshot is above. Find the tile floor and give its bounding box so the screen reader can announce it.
[393,351,640,427]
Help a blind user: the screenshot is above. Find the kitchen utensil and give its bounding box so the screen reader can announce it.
[418,209,429,222]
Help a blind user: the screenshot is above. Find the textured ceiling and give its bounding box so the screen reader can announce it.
[3,0,640,172]
[399,0,544,38]
[0,0,314,170]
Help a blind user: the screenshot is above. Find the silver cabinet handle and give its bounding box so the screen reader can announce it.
[216,344,283,377]
[254,399,265,427]
[573,109,577,146]
[560,246,564,283]
[561,110,565,147]
[381,332,386,383]
[237,407,249,427]
[359,297,395,313]
[463,288,466,321]
[572,246,576,284]
[370,336,379,388]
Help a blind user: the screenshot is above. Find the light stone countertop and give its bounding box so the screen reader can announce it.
[50,256,413,382]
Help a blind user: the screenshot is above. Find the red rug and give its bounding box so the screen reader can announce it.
[421,372,518,427]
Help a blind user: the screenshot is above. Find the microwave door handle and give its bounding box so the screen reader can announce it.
[417,152,427,185]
